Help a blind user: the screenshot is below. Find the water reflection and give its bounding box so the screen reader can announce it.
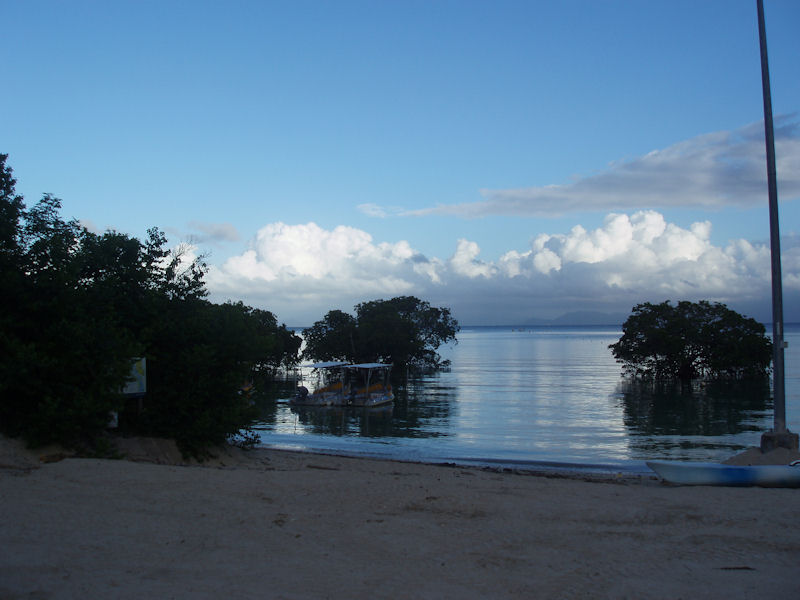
[615,378,774,460]
[289,405,395,437]
[249,378,297,425]
[617,379,771,436]
[249,325,798,464]
[251,375,458,440]
[396,378,457,437]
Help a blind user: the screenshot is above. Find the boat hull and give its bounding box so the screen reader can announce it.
[348,393,394,408]
[289,395,335,407]
[646,461,800,488]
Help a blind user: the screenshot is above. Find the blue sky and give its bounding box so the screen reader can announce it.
[3,0,799,325]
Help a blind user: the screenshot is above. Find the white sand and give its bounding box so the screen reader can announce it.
[2,435,799,599]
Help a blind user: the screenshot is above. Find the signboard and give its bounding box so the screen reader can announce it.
[123,357,146,397]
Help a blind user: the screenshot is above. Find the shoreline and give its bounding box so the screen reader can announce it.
[2,430,797,480]
[256,442,657,477]
[3,435,800,598]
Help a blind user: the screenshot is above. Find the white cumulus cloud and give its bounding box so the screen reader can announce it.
[206,222,443,322]
[449,239,496,278]
[206,213,799,325]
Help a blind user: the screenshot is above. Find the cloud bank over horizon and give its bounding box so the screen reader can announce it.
[363,118,800,219]
[206,211,799,326]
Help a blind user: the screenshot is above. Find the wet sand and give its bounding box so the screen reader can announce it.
[2,435,799,599]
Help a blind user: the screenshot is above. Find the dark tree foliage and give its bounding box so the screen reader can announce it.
[124,297,300,455]
[0,154,301,454]
[302,296,459,371]
[1,189,140,447]
[0,153,25,263]
[301,310,358,363]
[609,300,772,381]
[234,302,303,375]
[134,300,256,455]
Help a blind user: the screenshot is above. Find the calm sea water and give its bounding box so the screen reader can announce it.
[252,324,799,469]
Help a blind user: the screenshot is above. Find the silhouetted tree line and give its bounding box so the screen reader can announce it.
[0,154,301,455]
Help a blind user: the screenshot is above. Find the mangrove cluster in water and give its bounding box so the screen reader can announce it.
[609,300,772,381]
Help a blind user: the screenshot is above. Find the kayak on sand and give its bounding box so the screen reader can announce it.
[646,460,800,488]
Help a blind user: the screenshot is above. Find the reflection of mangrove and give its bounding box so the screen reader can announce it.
[290,405,394,437]
[624,434,752,459]
[391,377,456,438]
[249,378,301,425]
[617,379,771,436]
[251,372,458,439]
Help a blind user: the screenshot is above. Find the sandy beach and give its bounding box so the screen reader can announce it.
[2,435,799,599]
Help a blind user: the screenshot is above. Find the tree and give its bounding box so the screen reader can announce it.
[123,298,301,455]
[301,310,358,363]
[0,154,24,264]
[609,300,772,381]
[0,155,302,454]
[135,299,257,454]
[1,191,140,447]
[302,296,459,371]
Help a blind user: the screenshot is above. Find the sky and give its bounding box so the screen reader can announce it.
[3,0,799,326]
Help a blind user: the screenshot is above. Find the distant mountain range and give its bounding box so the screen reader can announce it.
[524,311,628,327]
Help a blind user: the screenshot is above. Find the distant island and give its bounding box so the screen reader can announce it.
[523,311,628,327]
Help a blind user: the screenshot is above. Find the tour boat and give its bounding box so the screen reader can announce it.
[292,361,394,408]
[291,361,350,407]
[343,363,394,407]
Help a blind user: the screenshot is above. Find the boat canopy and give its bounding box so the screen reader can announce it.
[307,361,350,369]
[346,363,392,370]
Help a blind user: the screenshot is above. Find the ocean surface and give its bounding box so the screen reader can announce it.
[252,324,799,470]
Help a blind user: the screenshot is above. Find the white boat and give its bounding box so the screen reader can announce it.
[646,460,800,488]
[291,362,349,407]
[343,363,394,407]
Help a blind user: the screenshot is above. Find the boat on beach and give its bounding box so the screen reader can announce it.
[646,460,800,488]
